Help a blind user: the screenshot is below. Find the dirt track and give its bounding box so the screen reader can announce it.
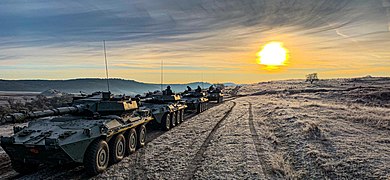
[1,78,390,179]
[98,92,389,179]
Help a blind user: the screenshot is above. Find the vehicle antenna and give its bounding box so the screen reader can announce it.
[161,59,163,91]
[202,72,204,89]
[201,58,204,89]
[103,40,110,92]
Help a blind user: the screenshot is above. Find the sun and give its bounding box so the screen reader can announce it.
[257,42,288,68]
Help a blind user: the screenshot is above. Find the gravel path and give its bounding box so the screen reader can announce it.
[192,99,265,179]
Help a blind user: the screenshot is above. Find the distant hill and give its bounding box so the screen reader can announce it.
[0,79,235,95]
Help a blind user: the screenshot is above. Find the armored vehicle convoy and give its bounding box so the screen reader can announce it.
[140,87,187,131]
[181,86,209,114]
[0,92,153,175]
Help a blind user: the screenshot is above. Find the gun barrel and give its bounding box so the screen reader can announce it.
[1,105,84,124]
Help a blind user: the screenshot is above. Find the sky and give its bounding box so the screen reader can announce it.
[0,0,389,84]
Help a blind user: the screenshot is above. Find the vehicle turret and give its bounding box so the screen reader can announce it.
[207,88,224,103]
[0,92,138,124]
[144,94,182,102]
[181,90,209,113]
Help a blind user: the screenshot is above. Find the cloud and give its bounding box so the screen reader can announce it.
[0,0,389,82]
[0,0,368,45]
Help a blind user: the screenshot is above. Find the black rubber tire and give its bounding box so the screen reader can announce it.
[175,111,180,125]
[126,128,137,154]
[109,134,125,164]
[197,103,202,114]
[137,124,146,148]
[11,160,39,174]
[179,110,184,123]
[170,112,176,128]
[84,139,109,175]
[161,113,171,131]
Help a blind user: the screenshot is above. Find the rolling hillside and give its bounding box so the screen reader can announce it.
[0,79,221,95]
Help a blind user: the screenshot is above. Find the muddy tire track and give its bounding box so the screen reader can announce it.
[184,101,237,180]
[247,102,269,178]
[124,100,236,179]
[248,101,292,179]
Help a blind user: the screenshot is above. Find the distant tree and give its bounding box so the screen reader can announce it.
[306,73,319,84]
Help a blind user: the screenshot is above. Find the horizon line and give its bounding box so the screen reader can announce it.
[1,76,388,85]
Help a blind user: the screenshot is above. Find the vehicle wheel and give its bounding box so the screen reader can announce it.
[179,110,184,123]
[109,134,125,164]
[137,124,146,148]
[84,139,109,175]
[197,104,202,114]
[175,111,180,125]
[126,128,137,154]
[161,113,171,131]
[170,112,176,128]
[11,160,39,174]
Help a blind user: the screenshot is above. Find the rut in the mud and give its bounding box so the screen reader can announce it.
[184,101,236,179]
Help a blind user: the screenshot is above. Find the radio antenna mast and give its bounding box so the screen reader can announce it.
[201,58,204,89]
[103,40,110,92]
[202,73,204,89]
[161,59,163,91]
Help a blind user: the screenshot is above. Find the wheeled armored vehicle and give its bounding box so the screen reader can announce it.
[208,90,224,103]
[140,91,187,131]
[0,92,153,175]
[181,91,209,114]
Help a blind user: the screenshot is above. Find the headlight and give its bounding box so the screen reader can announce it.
[100,126,109,134]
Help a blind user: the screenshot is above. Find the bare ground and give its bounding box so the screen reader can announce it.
[0,77,389,179]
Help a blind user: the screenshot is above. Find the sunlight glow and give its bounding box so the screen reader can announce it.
[257,42,288,68]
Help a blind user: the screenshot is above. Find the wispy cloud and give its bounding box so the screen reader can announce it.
[0,0,389,83]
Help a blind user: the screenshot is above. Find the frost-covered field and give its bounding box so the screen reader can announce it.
[1,77,389,179]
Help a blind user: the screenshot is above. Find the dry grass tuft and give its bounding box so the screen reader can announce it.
[269,152,298,179]
[303,122,323,140]
[348,114,390,130]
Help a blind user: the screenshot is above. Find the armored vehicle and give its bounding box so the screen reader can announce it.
[140,90,187,131]
[208,90,224,103]
[0,92,153,175]
[181,91,209,114]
